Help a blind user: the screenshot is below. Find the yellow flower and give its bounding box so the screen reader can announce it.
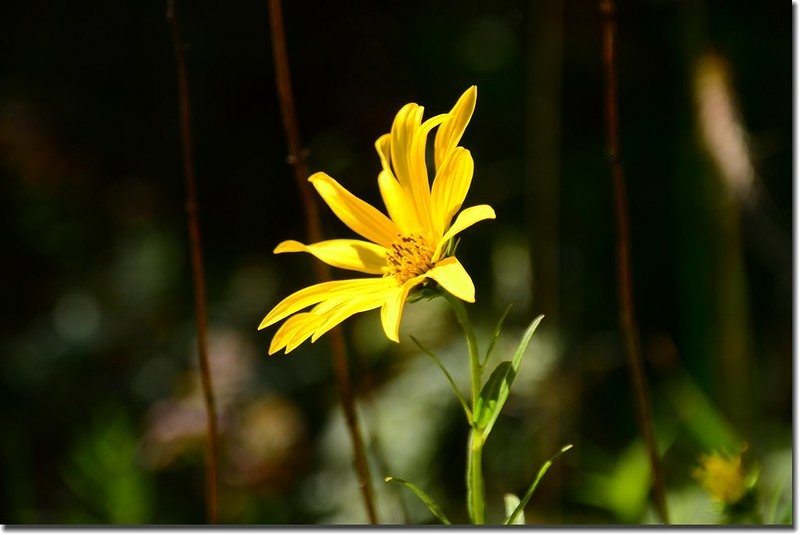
[693,451,747,505]
[260,87,495,354]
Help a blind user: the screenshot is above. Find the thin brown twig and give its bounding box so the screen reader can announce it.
[599,0,669,524]
[166,0,219,523]
[266,0,378,523]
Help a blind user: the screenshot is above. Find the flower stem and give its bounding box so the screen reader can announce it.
[467,430,486,524]
[443,294,482,413]
[442,292,485,524]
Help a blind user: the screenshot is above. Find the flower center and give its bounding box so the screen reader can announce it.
[384,233,434,283]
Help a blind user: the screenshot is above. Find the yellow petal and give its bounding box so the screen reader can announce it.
[390,103,424,193]
[269,312,324,355]
[270,289,392,354]
[309,172,400,248]
[378,170,415,232]
[311,292,387,342]
[259,277,395,329]
[434,86,477,169]
[426,257,475,302]
[375,134,392,173]
[380,277,423,342]
[430,147,474,238]
[407,113,449,234]
[275,239,387,275]
[433,204,496,261]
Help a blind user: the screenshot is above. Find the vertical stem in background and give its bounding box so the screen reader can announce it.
[443,293,485,524]
[166,0,219,523]
[526,0,563,323]
[713,196,752,433]
[692,51,756,434]
[599,0,669,524]
[267,0,378,524]
[525,0,564,520]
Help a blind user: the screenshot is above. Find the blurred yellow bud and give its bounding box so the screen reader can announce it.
[692,450,747,505]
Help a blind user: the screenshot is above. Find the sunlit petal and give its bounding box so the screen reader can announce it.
[380,277,424,342]
[269,312,324,355]
[390,103,424,192]
[407,113,450,233]
[259,277,395,329]
[434,86,477,169]
[426,257,475,302]
[275,239,387,275]
[309,172,400,248]
[311,292,388,342]
[378,170,415,232]
[375,134,392,173]
[430,147,474,238]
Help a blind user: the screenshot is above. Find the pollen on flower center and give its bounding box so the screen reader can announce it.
[384,233,434,283]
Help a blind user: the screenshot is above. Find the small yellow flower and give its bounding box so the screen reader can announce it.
[260,87,495,354]
[693,451,747,505]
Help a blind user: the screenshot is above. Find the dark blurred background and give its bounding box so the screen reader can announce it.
[0,0,791,524]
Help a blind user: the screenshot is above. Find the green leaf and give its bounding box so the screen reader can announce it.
[482,304,514,368]
[411,335,472,425]
[504,444,573,525]
[473,315,544,435]
[473,361,513,434]
[503,493,525,525]
[385,476,451,524]
[574,439,651,522]
[511,315,544,371]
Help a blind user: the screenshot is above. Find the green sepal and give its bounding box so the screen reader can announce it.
[473,315,544,435]
[407,282,443,303]
[504,444,573,525]
[384,476,451,525]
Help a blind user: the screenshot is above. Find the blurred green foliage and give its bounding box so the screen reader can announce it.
[61,412,153,523]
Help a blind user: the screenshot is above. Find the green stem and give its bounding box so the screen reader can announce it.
[443,293,482,413]
[442,292,485,524]
[467,430,486,524]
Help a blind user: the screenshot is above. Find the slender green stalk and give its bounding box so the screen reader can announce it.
[410,335,472,425]
[467,430,486,524]
[443,294,482,413]
[442,292,486,524]
[504,444,573,525]
[384,477,452,525]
